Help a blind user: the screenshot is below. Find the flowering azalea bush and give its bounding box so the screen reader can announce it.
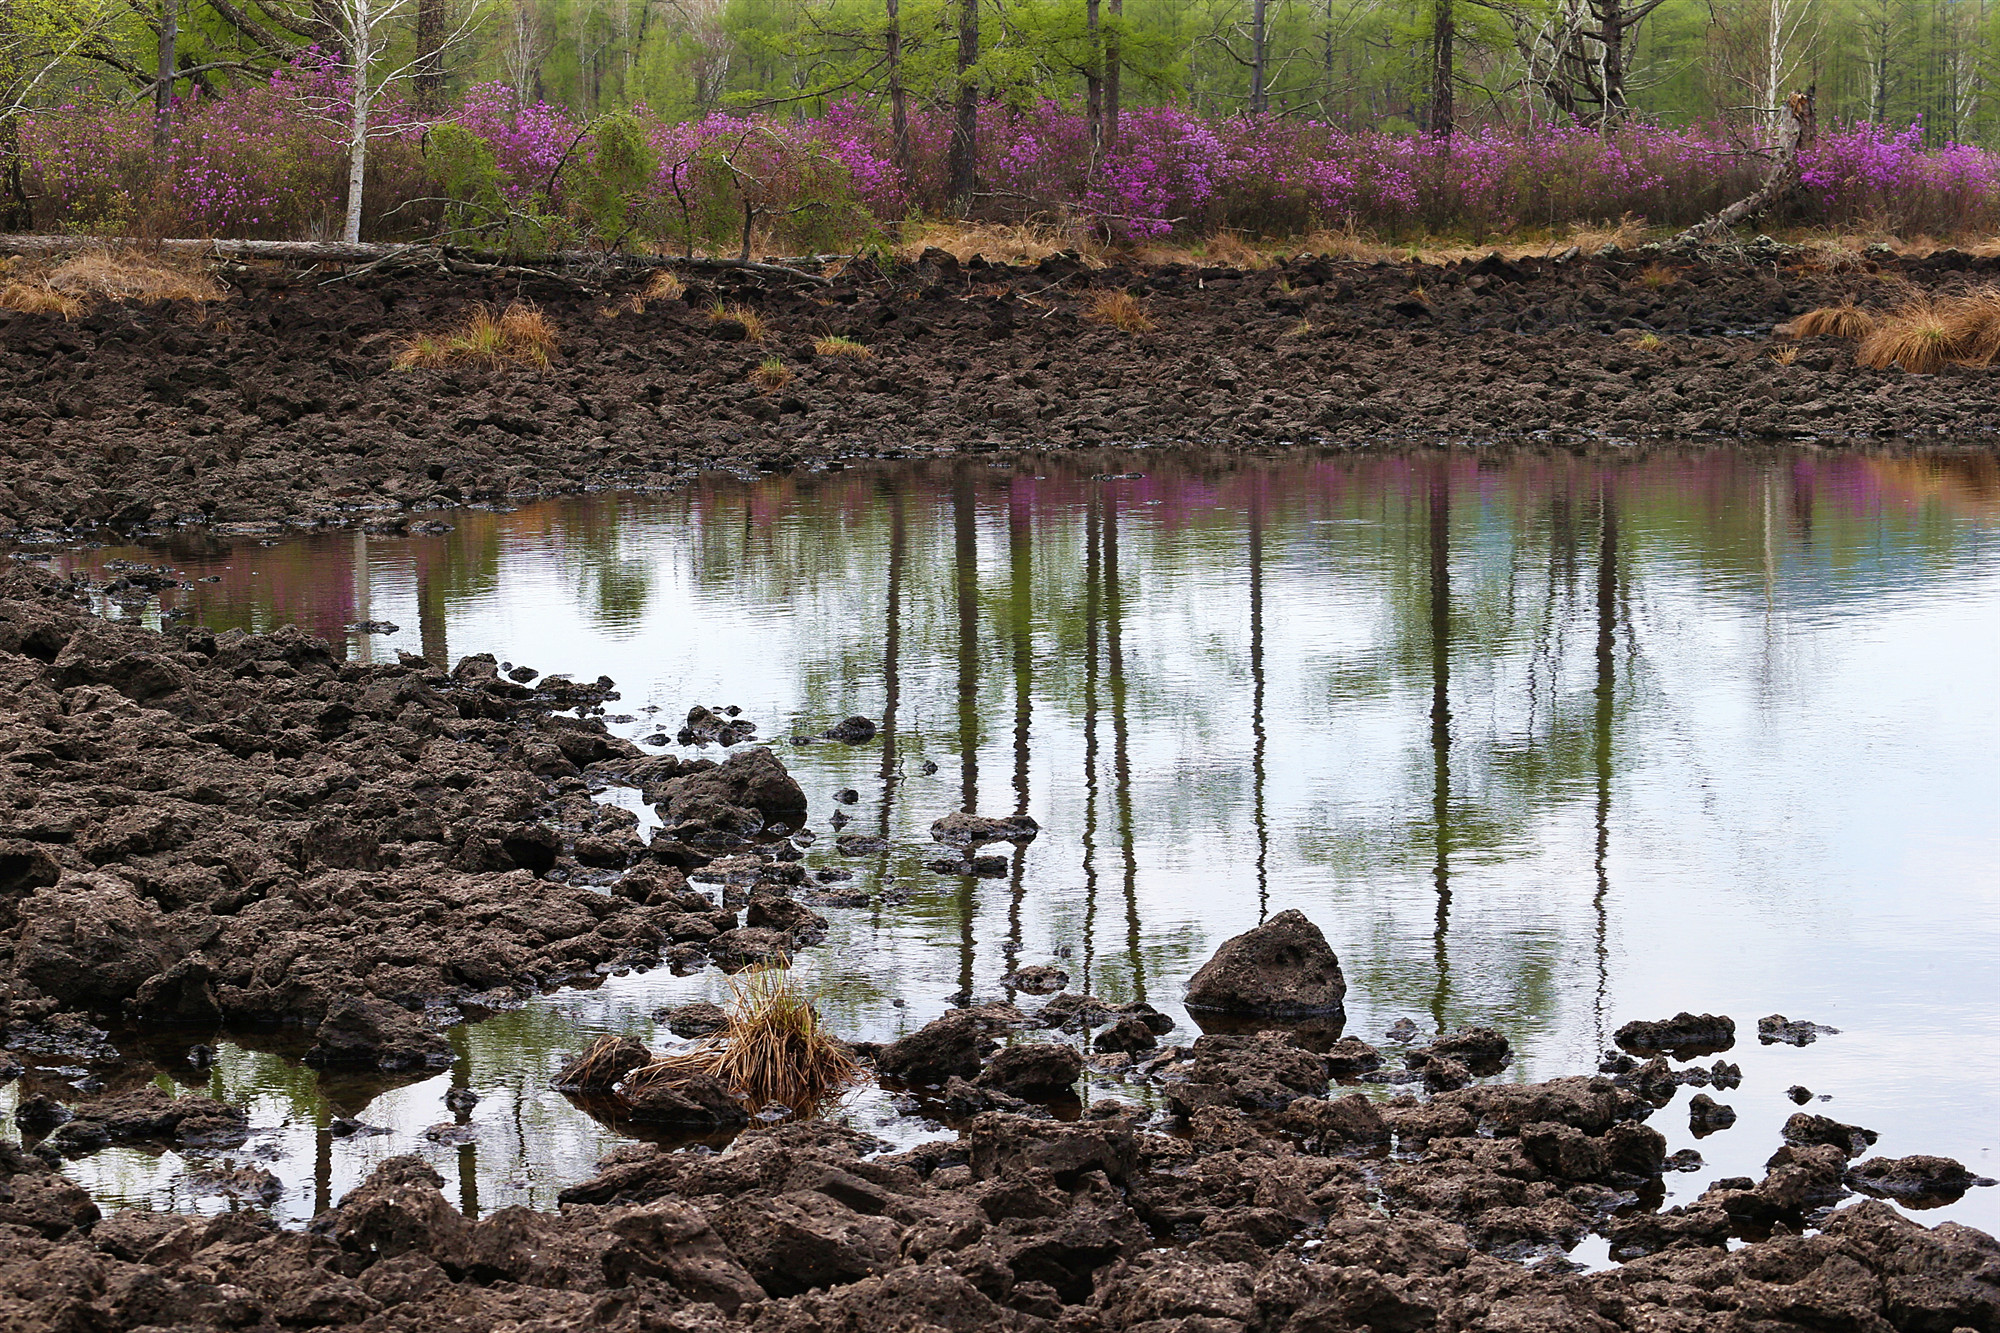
[15,69,2000,245]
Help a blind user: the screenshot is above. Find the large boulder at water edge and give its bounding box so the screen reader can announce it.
[1182,909,1346,1015]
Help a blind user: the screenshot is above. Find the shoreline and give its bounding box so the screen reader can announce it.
[7,249,2000,540]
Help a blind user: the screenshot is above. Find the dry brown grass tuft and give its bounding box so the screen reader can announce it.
[0,247,222,318]
[814,335,871,358]
[1770,344,1801,365]
[750,356,791,390]
[1789,305,1878,340]
[393,300,556,370]
[898,220,1105,267]
[1856,295,1960,372]
[642,270,686,302]
[708,302,768,341]
[1635,263,1678,291]
[622,962,856,1114]
[1084,289,1153,334]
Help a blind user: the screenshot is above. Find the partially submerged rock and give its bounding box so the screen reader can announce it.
[1758,1013,1842,1045]
[977,1042,1085,1099]
[303,996,452,1071]
[1182,909,1346,1016]
[1612,1011,1736,1055]
[1782,1111,1880,1158]
[1845,1153,1997,1203]
[929,811,1040,848]
[659,1000,728,1038]
[1001,963,1071,995]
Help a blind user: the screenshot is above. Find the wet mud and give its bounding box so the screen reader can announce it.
[7,248,2000,537]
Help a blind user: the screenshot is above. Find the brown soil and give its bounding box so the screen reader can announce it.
[5,248,2000,536]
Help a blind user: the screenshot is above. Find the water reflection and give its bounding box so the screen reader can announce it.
[20,445,2000,1235]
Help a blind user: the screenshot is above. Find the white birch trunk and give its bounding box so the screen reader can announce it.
[342,0,373,245]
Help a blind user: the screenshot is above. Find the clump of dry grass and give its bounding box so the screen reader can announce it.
[1770,344,1801,365]
[643,270,686,302]
[750,356,791,390]
[1635,263,1678,291]
[1084,290,1153,334]
[0,248,223,318]
[1851,288,2000,372]
[1854,294,1960,372]
[814,335,871,358]
[393,300,556,370]
[623,962,856,1113]
[1634,332,1663,351]
[708,302,768,341]
[1789,304,1878,340]
[897,220,1105,267]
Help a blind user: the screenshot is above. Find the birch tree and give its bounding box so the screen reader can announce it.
[315,0,482,242]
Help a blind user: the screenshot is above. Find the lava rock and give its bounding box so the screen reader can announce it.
[660,1001,729,1038]
[1001,964,1071,995]
[620,1072,748,1129]
[1782,1112,1880,1158]
[1845,1154,1997,1203]
[823,716,878,744]
[1612,1012,1736,1055]
[978,1042,1085,1099]
[877,1009,1002,1086]
[930,812,1041,848]
[1687,1093,1737,1135]
[1182,909,1346,1015]
[1757,1013,1841,1046]
[304,996,452,1071]
[1092,1016,1159,1055]
[551,1037,652,1092]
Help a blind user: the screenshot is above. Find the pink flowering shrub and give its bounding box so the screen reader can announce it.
[15,72,2000,244]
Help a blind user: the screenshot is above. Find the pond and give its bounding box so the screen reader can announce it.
[11,444,2000,1240]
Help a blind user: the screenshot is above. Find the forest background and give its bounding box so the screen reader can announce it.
[1,0,1998,248]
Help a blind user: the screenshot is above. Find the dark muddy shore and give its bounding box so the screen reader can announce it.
[1,563,1998,1331]
[6,247,2000,536]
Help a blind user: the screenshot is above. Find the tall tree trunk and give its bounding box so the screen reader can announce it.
[414,0,447,113]
[1251,0,1269,114]
[1105,0,1122,143]
[1601,1,1628,124]
[1429,0,1453,136]
[946,0,978,210]
[343,0,373,245]
[887,0,911,180]
[154,0,178,153]
[1086,0,1103,150]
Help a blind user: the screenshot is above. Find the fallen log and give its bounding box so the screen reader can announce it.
[0,235,834,285]
[1673,89,1816,246]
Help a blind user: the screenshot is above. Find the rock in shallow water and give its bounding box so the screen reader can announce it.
[1182,909,1346,1015]
[303,996,451,1071]
[1612,1011,1736,1055]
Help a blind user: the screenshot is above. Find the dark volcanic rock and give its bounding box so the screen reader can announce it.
[1323,1036,1384,1077]
[657,747,807,824]
[822,716,878,744]
[877,1009,1002,1085]
[1687,1092,1737,1135]
[1182,909,1346,1015]
[1758,1012,1842,1045]
[1845,1154,1997,1203]
[1613,1011,1736,1055]
[1092,1015,1158,1054]
[659,1000,728,1038]
[550,1036,652,1091]
[929,811,1041,848]
[304,996,451,1070]
[977,1042,1085,1099]
[1782,1111,1881,1158]
[1001,963,1070,994]
[1163,1030,1329,1113]
[620,1072,748,1128]
[1416,1025,1511,1074]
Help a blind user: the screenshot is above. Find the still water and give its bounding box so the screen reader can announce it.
[11,446,2000,1240]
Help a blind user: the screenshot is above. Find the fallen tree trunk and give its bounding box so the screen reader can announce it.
[1674,89,1816,246]
[0,235,834,284]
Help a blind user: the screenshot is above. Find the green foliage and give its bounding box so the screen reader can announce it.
[575,113,658,244]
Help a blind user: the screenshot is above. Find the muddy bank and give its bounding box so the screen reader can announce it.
[6,248,2000,536]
